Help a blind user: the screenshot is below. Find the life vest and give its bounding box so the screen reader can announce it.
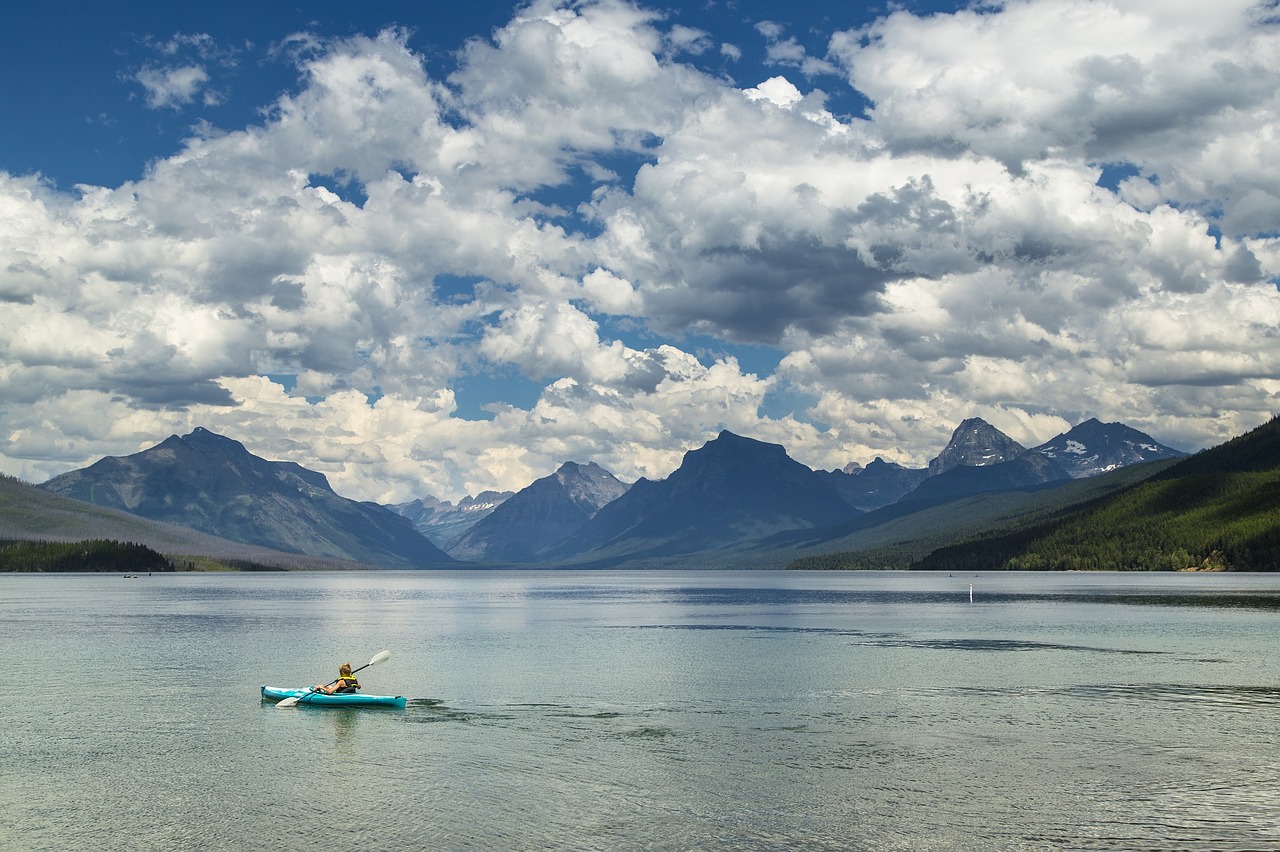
[335,672,360,693]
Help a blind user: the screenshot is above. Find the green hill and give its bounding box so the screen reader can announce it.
[912,416,1280,572]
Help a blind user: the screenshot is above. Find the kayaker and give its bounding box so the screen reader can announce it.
[314,662,361,694]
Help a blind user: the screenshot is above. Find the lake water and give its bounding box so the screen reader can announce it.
[2,570,1278,851]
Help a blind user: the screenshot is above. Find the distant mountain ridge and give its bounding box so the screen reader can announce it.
[1,473,376,570]
[17,415,1199,572]
[540,431,860,564]
[1032,418,1187,478]
[449,461,628,562]
[902,417,1185,505]
[906,451,1070,505]
[390,491,513,549]
[39,428,454,568]
[821,457,929,512]
[914,415,1280,572]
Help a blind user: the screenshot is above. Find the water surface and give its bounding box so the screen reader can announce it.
[2,570,1277,850]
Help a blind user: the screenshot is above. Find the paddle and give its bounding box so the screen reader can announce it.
[276,650,392,708]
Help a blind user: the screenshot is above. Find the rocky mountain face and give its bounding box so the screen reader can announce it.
[39,428,454,568]
[447,461,628,562]
[1031,418,1187,478]
[389,491,513,549]
[928,417,1029,475]
[541,431,861,564]
[0,473,379,570]
[906,450,1071,504]
[903,417,1184,504]
[822,457,929,512]
[914,415,1280,573]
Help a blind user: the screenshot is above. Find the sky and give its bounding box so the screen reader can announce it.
[2,0,1278,504]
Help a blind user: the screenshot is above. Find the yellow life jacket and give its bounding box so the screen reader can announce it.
[335,672,360,693]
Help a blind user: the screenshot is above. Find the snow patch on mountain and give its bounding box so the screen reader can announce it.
[1032,419,1187,479]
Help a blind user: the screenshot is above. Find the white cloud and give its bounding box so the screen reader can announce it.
[136,65,211,110]
[132,32,240,110]
[828,0,1280,236]
[744,76,803,108]
[1,0,1278,500]
[755,19,840,77]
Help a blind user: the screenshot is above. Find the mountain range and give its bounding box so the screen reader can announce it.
[538,431,859,565]
[449,462,628,562]
[389,492,513,549]
[908,415,1280,572]
[8,415,1208,571]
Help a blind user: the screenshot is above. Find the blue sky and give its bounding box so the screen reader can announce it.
[5,0,948,188]
[2,0,1278,503]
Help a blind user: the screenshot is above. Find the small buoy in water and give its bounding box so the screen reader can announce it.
[969,583,974,604]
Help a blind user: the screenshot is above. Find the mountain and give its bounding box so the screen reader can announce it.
[39,428,454,568]
[1032,418,1188,478]
[448,462,628,562]
[915,415,1280,572]
[1,473,373,570]
[777,416,1189,568]
[541,431,860,564]
[928,418,1027,475]
[905,450,1071,504]
[17,413,1202,572]
[782,457,1182,570]
[389,491,513,549]
[822,418,1173,514]
[822,457,929,512]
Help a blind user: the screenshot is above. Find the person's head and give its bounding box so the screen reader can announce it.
[339,663,353,676]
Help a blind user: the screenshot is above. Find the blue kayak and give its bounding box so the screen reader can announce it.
[261,685,407,709]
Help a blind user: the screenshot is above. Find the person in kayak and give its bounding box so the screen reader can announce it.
[314,662,361,694]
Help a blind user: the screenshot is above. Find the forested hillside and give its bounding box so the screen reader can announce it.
[783,459,1178,570]
[914,416,1280,572]
[0,539,170,572]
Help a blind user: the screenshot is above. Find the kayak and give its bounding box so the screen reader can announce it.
[261,685,407,709]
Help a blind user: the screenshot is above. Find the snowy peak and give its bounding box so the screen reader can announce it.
[1032,419,1187,478]
[929,418,1027,476]
[389,490,514,548]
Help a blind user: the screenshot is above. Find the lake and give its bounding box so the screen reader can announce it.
[2,569,1278,850]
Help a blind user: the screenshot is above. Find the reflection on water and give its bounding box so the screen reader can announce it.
[637,623,1174,655]
[862,635,1169,654]
[1057,682,1280,708]
[1,569,1278,850]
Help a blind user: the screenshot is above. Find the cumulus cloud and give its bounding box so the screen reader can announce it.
[1,0,1278,501]
[828,0,1280,231]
